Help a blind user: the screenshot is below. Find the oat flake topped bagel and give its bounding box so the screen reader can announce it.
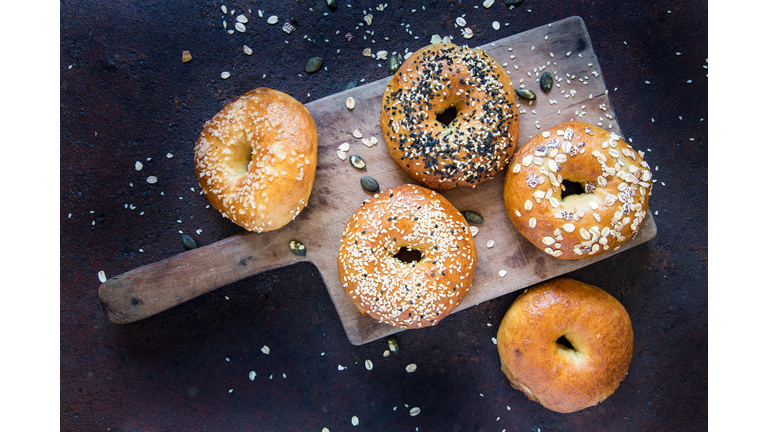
[337,184,477,329]
[194,88,317,232]
[497,278,634,413]
[380,43,519,190]
[503,121,652,259]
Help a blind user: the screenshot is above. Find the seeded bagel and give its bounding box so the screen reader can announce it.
[380,43,519,190]
[194,88,318,232]
[336,184,477,329]
[503,121,652,259]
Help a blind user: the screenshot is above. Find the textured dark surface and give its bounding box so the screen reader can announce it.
[60,1,707,431]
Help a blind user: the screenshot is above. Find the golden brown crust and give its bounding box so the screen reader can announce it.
[380,43,519,190]
[496,277,634,413]
[194,88,318,232]
[336,184,477,329]
[503,121,652,259]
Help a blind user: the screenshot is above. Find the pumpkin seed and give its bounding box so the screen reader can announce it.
[289,240,306,256]
[305,57,323,73]
[387,336,399,355]
[540,71,553,93]
[349,155,366,170]
[515,87,537,100]
[345,81,358,90]
[388,52,402,75]
[506,0,524,5]
[462,210,484,224]
[327,0,337,11]
[181,234,198,250]
[360,176,379,192]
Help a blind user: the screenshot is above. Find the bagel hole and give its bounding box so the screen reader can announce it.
[436,106,458,126]
[561,179,586,198]
[556,335,576,351]
[394,247,423,264]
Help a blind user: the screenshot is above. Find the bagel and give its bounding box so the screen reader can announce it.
[336,184,477,329]
[380,43,519,190]
[496,277,634,413]
[503,121,652,259]
[194,88,318,232]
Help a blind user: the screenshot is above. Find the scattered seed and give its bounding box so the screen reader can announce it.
[506,0,524,5]
[349,155,366,169]
[305,57,323,73]
[515,87,537,100]
[345,81,358,90]
[98,270,107,283]
[430,34,443,44]
[362,47,372,57]
[365,359,373,370]
[462,28,474,39]
[235,22,246,33]
[346,97,355,110]
[406,363,417,373]
[243,45,253,55]
[499,270,507,277]
[456,17,467,27]
[363,14,373,26]
[360,176,379,192]
[135,161,143,171]
[483,0,495,8]
[352,129,363,139]
[261,345,270,355]
[146,176,158,184]
[540,71,553,93]
[469,226,479,237]
[492,21,501,30]
[181,51,192,63]
[182,234,198,250]
[462,210,484,224]
[221,71,230,79]
[387,52,402,75]
[337,150,347,160]
[387,336,400,354]
[267,15,278,25]
[327,0,337,10]
[351,416,359,426]
[282,22,296,34]
[410,407,421,416]
[338,142,350,152]
[486,240,495,248]
[289,240,306,256]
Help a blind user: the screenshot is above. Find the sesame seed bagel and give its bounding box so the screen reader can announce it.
[503,121,652,259]
[194,88,317,232]
[497,277,634,413]
[337,184,477,329]
[380,43,519,190]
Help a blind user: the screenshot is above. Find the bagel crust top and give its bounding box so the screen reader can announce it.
[381,43,519,190]
[337,184,477,329]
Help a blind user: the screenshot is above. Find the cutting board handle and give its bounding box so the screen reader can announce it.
[98,233,295,324]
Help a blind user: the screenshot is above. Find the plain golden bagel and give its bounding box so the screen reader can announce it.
[496,277,634,413]
[194,88,318,232]
[380,43,519,190]
[503,121,652,259]
[337,184,477,329]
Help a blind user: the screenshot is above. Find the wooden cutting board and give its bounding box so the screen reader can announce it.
[99,16,657,345]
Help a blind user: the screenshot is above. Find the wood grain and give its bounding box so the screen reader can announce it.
[98,16,657,345]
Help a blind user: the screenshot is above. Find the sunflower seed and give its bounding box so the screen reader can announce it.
[360,176,379,192]
[515,87,537,100]
[462,210,484,224]
[540,71,553,93]
[305,57,323,73]
[182,234,198,250]
[349,155,366,169]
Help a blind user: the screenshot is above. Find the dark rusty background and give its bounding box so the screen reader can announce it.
[60,1,707,430]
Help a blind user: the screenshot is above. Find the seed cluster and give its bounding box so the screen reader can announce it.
[337,184,477,329]
[381,43,518,189]
[506,121,652,259]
